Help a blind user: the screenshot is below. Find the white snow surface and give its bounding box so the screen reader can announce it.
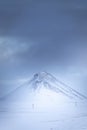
[0,72,87,130]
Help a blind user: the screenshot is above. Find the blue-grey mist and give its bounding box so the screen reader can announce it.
[0,0,87,101]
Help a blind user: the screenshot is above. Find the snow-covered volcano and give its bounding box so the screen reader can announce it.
[1,71,86,101]
[0,72,87,130]
[1,71,87,103]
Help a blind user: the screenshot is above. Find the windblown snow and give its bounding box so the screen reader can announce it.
[0,72,87,130]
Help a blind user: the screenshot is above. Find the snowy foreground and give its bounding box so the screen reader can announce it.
[0,72,87,130]
[0,100,87,130]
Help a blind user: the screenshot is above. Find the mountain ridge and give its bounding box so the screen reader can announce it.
[0,71,87,101]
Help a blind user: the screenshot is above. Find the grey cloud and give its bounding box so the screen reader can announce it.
[0,0,87,38]
[0,37,31,62]
[0,0,87,88]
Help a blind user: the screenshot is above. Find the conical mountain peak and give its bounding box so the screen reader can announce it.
[1,72,87,101]
[33,71,52,82]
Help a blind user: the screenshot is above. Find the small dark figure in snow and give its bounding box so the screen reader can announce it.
[32,104,34,109]
[75,102,77,107]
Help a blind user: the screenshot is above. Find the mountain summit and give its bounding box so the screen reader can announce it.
[1,71,87,102]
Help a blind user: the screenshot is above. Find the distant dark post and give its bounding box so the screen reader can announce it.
[75,102,77,107]
[32,104,34,109]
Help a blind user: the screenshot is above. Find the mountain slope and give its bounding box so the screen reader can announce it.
[0,72,87,130]
[1,71,87,102]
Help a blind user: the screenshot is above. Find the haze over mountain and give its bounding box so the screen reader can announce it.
[0,1,87,129]
[1,72,87,105]
[0,72,87,130]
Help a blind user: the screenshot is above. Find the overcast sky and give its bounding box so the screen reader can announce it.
[0,0,87,96]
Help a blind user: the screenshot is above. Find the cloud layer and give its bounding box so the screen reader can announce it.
[0,0,87,94]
